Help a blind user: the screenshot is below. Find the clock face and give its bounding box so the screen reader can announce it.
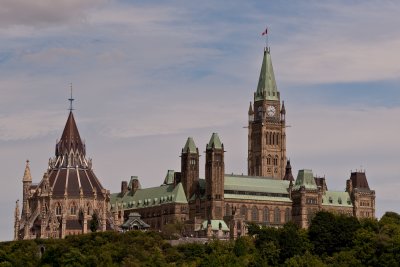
[267,105,276,117]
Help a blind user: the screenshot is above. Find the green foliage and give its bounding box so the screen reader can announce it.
[89,213,99,233]
[1,211,400,266]
[309,211,360,256]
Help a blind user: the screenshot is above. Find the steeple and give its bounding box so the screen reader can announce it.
[254,47,279,102]
[22,160,32,182]
[283,160,294,182]
[55,111,85,156]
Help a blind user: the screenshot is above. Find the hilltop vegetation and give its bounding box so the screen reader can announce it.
[1,211,400,266]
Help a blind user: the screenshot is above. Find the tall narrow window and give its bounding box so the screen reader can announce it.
[251,206,259,221]
[274,207,281,223]
[55,203,62,216]
[285,208,291,222]
[70,202,77,215]
[225,204,232,216]
[264,207,269,223]
[241,205,247,220]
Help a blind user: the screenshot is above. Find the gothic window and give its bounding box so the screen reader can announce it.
[55,203,62,216]
[269,133,272,145]
[226,204,232,216]
[87,203,91,215]
[267,155,271,165]
[251,206,259,221]
[70,203,77,215]
[285,208,291,223]
[264,207,269,223]
[266,132,269,145]
[274,207,280,224]
[277,134,280,145]
[240,205,247,220]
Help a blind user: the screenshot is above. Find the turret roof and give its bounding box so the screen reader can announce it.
[255,47,279,102]
[207,133,223,149]
[22,160,32,182]
[293,169,318,190]
[183,137,197,154]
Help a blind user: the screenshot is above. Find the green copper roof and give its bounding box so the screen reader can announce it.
[322,191,353,207]
[183,137,197,154]
[224,174,290,195]
[207,133,223,149]
[193,175,291,202]
[293,169,318,190]
[110,182,188,210]
[255,47,279,102]
[198,220,230,231]
[163,170,175,185]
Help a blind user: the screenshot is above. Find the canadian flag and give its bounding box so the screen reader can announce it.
[261,27,268,36]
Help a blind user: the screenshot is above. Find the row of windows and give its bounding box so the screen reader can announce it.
[226,205,291,224]
[224,190,289,198]
[54,202,91,216]
[266,132,280,146]
[360,201,370,207]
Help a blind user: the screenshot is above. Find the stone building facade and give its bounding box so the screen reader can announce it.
[14,111,112,240]
[111,46,376,236]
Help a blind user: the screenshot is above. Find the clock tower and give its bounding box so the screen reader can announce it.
[248,47,287,179]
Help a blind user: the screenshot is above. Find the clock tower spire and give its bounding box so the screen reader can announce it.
[248,47,287,179]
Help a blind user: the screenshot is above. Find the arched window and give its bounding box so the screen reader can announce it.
[285,208,291,223]
[70,202,77,215]
[55,203,62,216]
[264,207,269,223]
[240,205,247,220]
[86,202,91,215]
[267,155,271,165]
[251,206,259,221]
[272,133,275,145]
[269,133,272,145]
[266,132,269,145]
[277,133,280,145]
[226,204,232,216]
[274,207,281,224]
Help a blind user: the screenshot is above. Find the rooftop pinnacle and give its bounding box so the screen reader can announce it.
[22,160,32,182]
[254,47,279,102]
[56,111,85,156]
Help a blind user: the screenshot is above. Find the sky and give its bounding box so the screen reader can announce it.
[1,0,400,241]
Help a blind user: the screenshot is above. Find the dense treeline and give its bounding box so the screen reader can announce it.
[1,211,400,266]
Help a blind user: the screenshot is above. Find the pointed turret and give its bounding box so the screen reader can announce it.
[207,133,223,149]
[283,160,294,182]
[281,101,286,115]
[22,160,32,182]
[254,47,279,102]
[248,102,254,115]
[183,137,197,154]
[56,111,85,157]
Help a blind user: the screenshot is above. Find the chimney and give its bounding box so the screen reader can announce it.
[121,181,128,195]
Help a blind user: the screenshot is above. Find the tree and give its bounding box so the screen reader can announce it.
[90,213,99,233]
[309,211,360,256]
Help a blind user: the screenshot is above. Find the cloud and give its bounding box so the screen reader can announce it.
[0,0,107,28]
[269,1,400,85]
[0,110,65,141]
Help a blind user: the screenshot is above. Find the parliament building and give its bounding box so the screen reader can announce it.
[14,45,376,240]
